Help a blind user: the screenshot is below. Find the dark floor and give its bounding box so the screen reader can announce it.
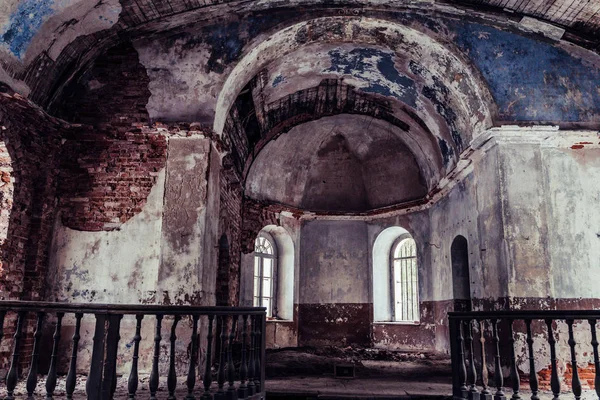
[265,347,453,399]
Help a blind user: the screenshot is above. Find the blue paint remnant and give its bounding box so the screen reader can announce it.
[272,74,285,88]
[325,48,417,107]
[1,0,56,59]
[438,138,453,167]
[204,22,244,73]
[451,22,600,122]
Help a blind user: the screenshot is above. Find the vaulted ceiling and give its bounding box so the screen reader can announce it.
[1,0,600,213]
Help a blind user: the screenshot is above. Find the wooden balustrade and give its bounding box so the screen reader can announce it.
[0,300,266,400]
[450,310,600,400]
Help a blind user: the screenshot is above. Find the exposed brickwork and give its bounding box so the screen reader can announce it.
[53,41,150,128]
[58,127,167,231]
[241,197,280,254]
[0,143,13,248]
[217,155,243,306]
[0,85,67,372]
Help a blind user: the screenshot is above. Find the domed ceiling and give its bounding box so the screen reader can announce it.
[245,115,442,213]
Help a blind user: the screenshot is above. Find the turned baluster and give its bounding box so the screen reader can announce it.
[26,312,44,399]
[6,310,25,400]
[457,320,468,398]
[238,315,249,399]
[508,320,521,400]
[479,320,492,400]
[544,319,560,400]
[567,319,582,400]
[216,316,228,398]
[589,319,600,400]
[201,315,215,400]
[465,319,479,400]
[168,315,181,400]
[247,316,256,395]
[186,314,200,400]
[492,319,505,400]
[46,312,64,399]
[65,313,83,400]
[227,315,238,399]
[525,319,539,400]
[149,314,164,400]
[0,310,6,394]
[128,315,144,399]
[254,314,262,391]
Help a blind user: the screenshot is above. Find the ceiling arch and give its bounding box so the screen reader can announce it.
[215,15,497,147]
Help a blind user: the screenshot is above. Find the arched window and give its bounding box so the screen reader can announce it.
[391,238,419,322]
[254,234,277,317]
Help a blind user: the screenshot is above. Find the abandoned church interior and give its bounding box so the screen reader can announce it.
[0,0,600,398]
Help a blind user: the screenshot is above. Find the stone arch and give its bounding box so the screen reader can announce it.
[215,16,497,147]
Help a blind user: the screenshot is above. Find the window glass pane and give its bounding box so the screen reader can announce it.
[263,278,272,297]
[263,298,271,317]
[392,237,418,322]
[263,258,272,278]
[253,297,259,307]
[254,257,260,277]
[255,236,275,255]
[253,277,259,297]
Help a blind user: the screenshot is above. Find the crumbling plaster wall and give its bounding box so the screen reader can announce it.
[49,134,221,306]
[485,127,600,388]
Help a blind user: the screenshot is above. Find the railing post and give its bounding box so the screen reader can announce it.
[525,319,539,400]
[6,310,25,400]
[479,320,492,400]
[466,319,480,400]
[87,314,106,400]
[566,319,582,400]
[247,315,256,396]
[254,314,262,392]
[186,314,200,400]
[545,319,560,400]
[101,314,122,400]
[261,312,267,395]
[450,317,467,400]
[201,314,215,400]
[26,311,44,399]
[45,312,64,400]
[128,314,144,400]
[215,315,228,400]
[227,315,238,400]
[491,319,505,400]
[589,319,600,400]
[66,313,83,400]
[149,314,163,400]
[168,315,181,400]
[508,319,521,400]
[238,314,249,399]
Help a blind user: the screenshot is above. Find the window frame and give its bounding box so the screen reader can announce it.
[253,232,278,318]
[389,235,419,323]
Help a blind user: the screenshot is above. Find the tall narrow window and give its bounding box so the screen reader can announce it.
[254,235,276,317]
[391,238,419,322]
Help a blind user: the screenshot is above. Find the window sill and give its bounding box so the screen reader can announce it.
[372,321,421,326]
[266,319,294,323]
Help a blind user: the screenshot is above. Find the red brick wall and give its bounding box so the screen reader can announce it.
[52,41,150,128]
[58,127,167,231]
[0,86,67,371]
[241,198,280,254]
[217,155,243,306]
